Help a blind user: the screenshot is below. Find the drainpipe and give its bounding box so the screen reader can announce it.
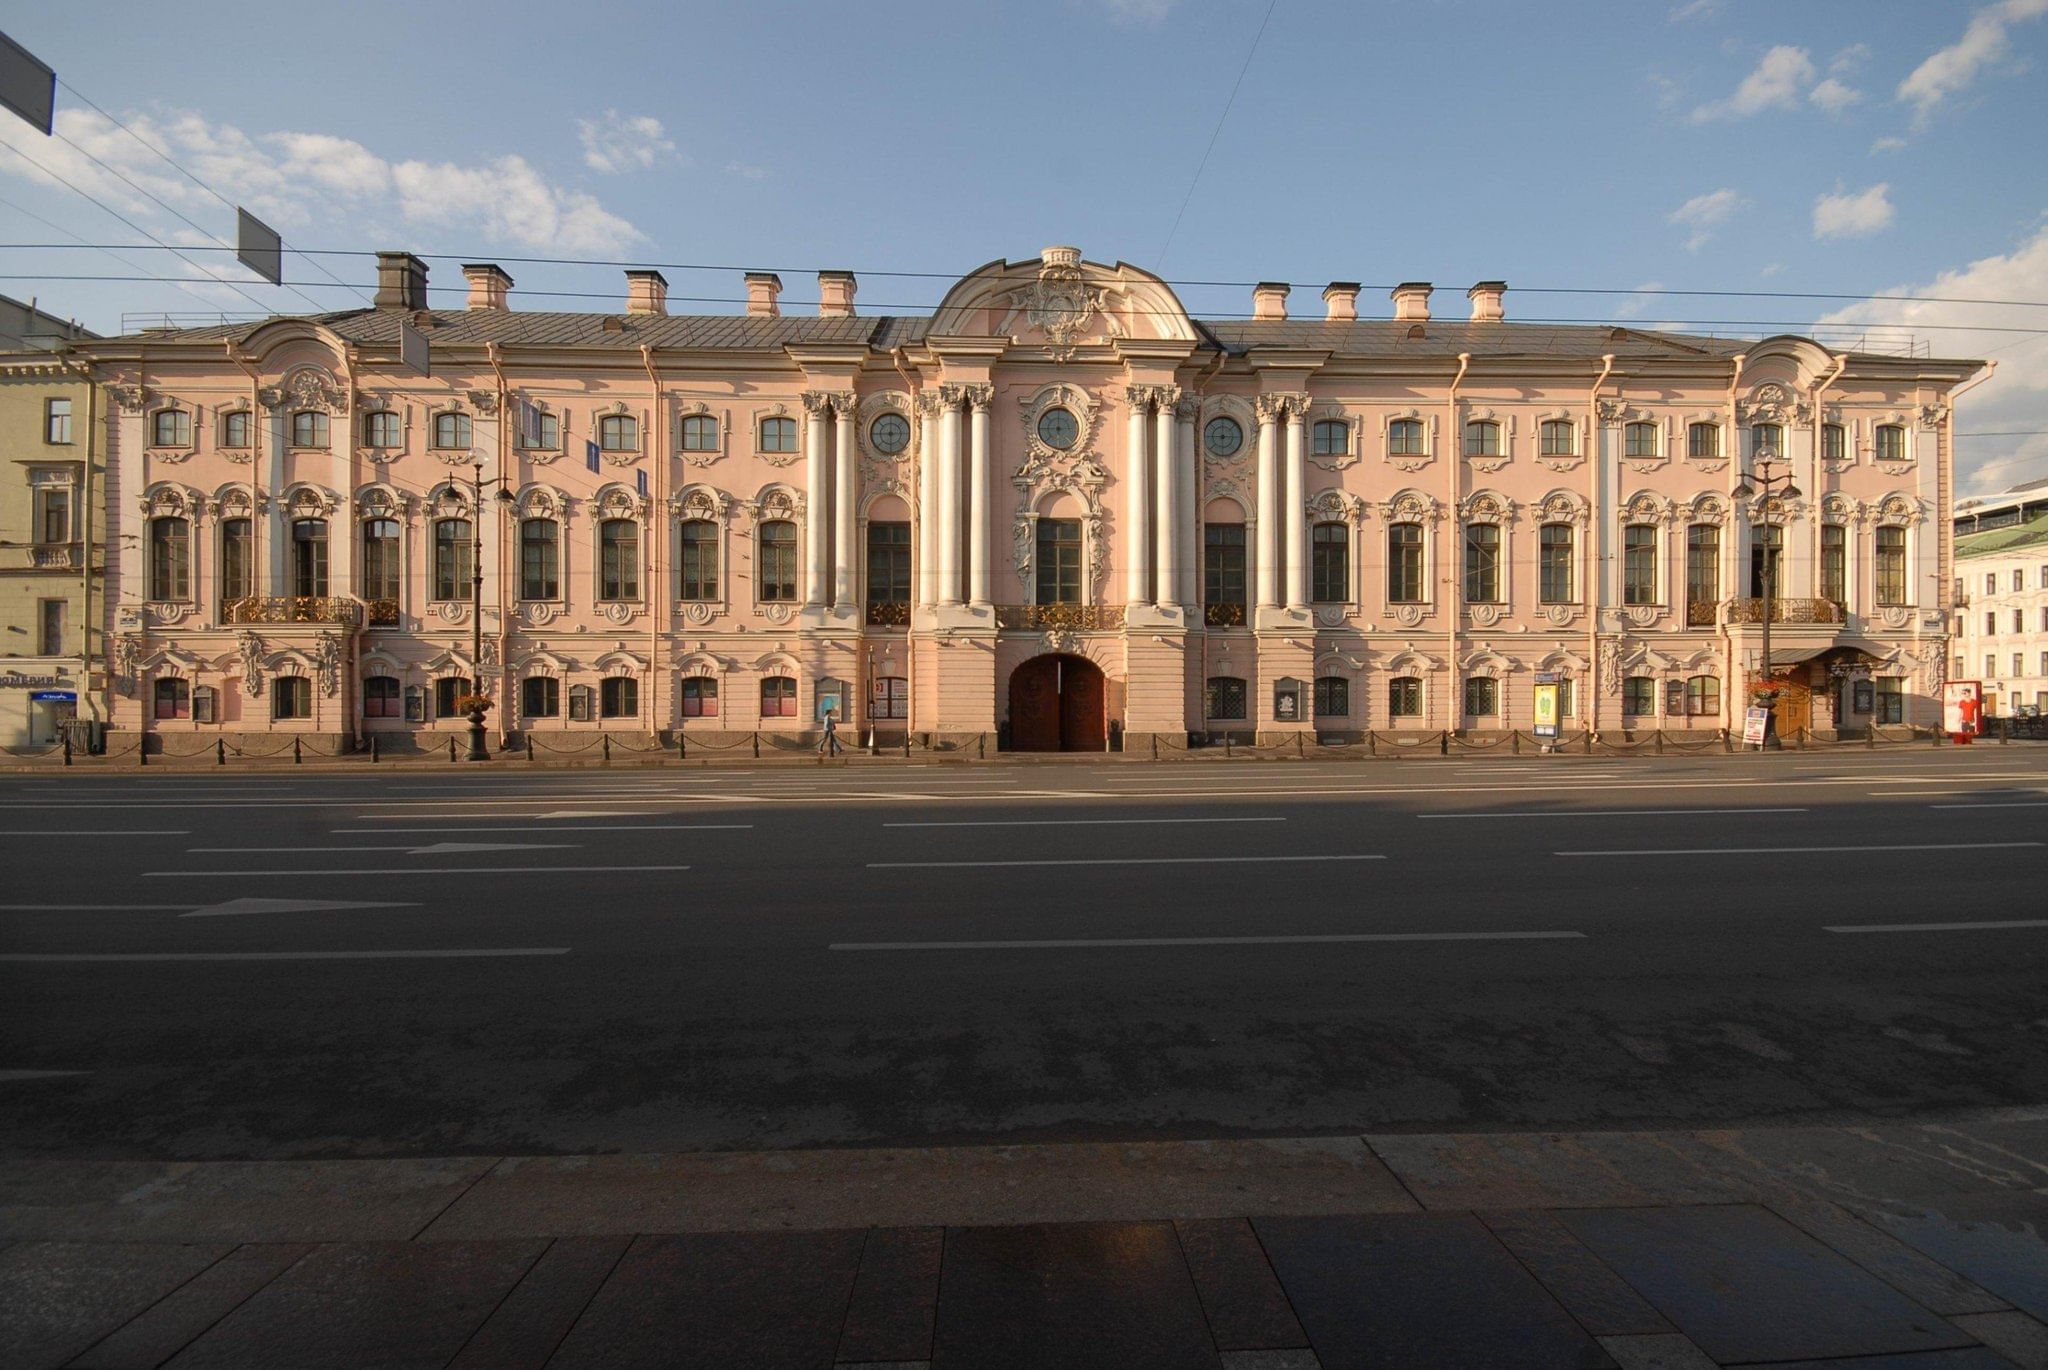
[1446,353,1470,729]
[1725,352,1748,697]
[58,348,101,722]
[1585,354,1614,721]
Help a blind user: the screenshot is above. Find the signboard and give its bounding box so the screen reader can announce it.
[1531,672,1560,740]
[0,31,55,135]
[28,690,74,702]
[816,677,846,722]
[235,207,283,286]
[1273,677,1301,723]
[1942,680,1983,738]
[1741,707,1770,748]
[398,317,431,376]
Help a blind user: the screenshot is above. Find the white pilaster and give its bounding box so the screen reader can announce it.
[967,385,991,608]
[1126,389,1151,606]
[937,389,962,606]
[1154,393,1180,607]
[833,394,856,609]
[1255,399,1280,608]
[1285,399,1308,611]
[802,393,829,607]
[916,393,940,608]
[1174,400,1198,606]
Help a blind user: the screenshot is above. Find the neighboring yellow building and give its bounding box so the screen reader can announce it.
[1,296,103,746]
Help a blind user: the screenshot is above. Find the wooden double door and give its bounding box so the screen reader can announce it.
[1009,654,1106,752]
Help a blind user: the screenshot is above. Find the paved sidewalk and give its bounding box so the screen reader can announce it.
[5,1119,2048,1368]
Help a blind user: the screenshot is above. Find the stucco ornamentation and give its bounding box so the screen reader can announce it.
[1533,409,1584,473]
[237,632,265,695]
[108,382,149,414]
[994,247,1120,361]
[1307,404,1361,472]
[1469,603,1502,627]
[314,633,341,697]
[148,601,189,626]
[1393,603,1425,627]
[1738,383,1811,428]
[1016,383,1098,482]
[761,603,793,625]
[1382,407,1434,473]
[523,601,557,627]
[433,601,469,624]
[856,390,916,464]
[1917,402,1949,430]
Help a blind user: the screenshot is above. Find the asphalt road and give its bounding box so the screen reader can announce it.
[3,748,2046,1160]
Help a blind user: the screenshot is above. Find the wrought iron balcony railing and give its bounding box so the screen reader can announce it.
[221,596,363,627]
[865,600,911,627]
[365,598,401,626]
[1686,601,1719,628]
[1204,601,1248,628]
[995,604,1127,631]
[1725,597,1845,625]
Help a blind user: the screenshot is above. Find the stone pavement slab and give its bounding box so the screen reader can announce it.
[1853,1192,2048,1324]
[1951,1310,2048,1368]
[835,1226,942,1365]
[1561,1204,1975,1364]
[445,1235,627,1370]
[1479,1209,1674,1336]
[422,1136,1415,1239]
[1749,1351,2021,1368]
[930,1222,1220,1369]
[1174,1217,1308,1352]
[1596,1333,1719,1370]
[158,1239,543,1370]
[1363,1129,1759,1211]
[68,1243,309,1370]
[544,1229,865,1369]
[0,1240,226,1370]
[1767,1197,2013,1318]
[1253,1211,1613,1369]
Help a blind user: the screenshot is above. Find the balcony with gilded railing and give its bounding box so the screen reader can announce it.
[221,596,363,627]
[1721,597,1845,626]
[994,604,1127,631]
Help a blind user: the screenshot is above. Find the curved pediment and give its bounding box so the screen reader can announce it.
[928,246,1197,356]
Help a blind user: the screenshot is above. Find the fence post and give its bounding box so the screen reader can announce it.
[603,734,612,763]
[2000,717,2010,744]
[1151,734,1158,761]
[293,737,302,764]
[1866,724,1875,749]
[526,735,534,761]
[137,736,147,766]
[752,732,760,759]
[678,734,687,761]
[979,732,986,760]
[1225,734,1233,757]
[1655,731,1664,755]
[216,737,226,765]
[62,733,71,766]
[371,735,379,763]
[1439,730,1448,757]
[1296,732,1305,758]
[1512,731,1521,755]
[448,736,456,762]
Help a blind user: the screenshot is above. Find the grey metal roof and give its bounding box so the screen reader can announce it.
[1198,319,1747,360]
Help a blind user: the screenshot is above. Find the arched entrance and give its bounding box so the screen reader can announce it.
[1009,653,1107,752]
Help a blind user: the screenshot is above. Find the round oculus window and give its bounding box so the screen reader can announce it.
[1205,416,1244,457]
[1037,407,1079,450]
[869,412,910,455]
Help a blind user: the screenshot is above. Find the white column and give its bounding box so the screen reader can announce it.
[937,390,962,606]
[1285,399,1308,611]
[968,386,991,608]
[1154,392,1179,608]
[833,395,856,609]
[802,393,829,606]
[1255,400,1280,608]
[1175,401,1198,606]
[916,394,939,608]
[266,407,287,591]
[1125,389,1151,606]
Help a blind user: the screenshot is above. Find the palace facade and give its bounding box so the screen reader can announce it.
[75,246,1987,751]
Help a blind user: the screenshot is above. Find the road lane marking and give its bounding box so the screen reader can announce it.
[882,817,1287,828]
[831,930,1584,950]
[189,843,575,855]
[145,865,691,877]
[0,948,571,962]
[0,1070,88,1081]
[0,830,190,836]
[0,904,189,911]
[1557,842,2042,857]
[1419,809,1805,819]
[1827,919,2048,934]
[329,824,752,833]
[867,854,1383,869]
[1930,802,2048,809]
[182,898,419,918]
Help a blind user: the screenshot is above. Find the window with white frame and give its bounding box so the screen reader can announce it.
[290,410,329,448]
[1624,421,1658,458]
[45,397,72,444]
[151,409,191,447]
[1539,419,1574,456]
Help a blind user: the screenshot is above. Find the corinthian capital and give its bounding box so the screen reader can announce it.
[800,391,836,417]
[914,390,947,418]
[827,389,859,418]
[961,383,994,411]
[1152,384,1183,412]
[1255,393,1291,422]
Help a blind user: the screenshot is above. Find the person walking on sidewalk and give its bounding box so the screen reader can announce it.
[817,707,843,757]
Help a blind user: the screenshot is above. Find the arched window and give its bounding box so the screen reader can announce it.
[1623,524,1657,605]
[1389,419,1425,455]
[1624,421,1658,458]
[1388,676,1422,718]
[361,518,400,604]
[1203,523,1246,625]
[679,519,718,600]
[1311,419,1348,457]
[221,410,251,449]
[1686,524,1720,614]
[219,517,253,613]
[362,676,401,718]
[1875,526,1908,606]
[1539,419,1574,456]
[1749,524,1782,599]
[521,677,560,718]
[1463,522,1500,603]
[1205,676,1247,721]
[1539,523,1574,604]
[760,676,797,718]
[153,677,189,720]
[758,520,797,601]
[1036,518,1082,605]
[1313,675,1349,718]
[272,676,311,720]
[1684,675,1721,717]
[1622,677,1655,716]
[432,518,472,602]
[1387,523,1425,603]
[599,519,640,600]
[363,410,400,448]
[1687,423,1720,459]
[681,677,719,717]
[598,414,638,451]
[290,410,328,448]
[1821,524,1846,604]
[681,414,719,451]
[1462,419,1501,457]
[1822,423,1846,464]
[520,519,559,600]
[1875,424,1906,463]
[1310,522,1348,603]
[1463,677,1498,718]
[432,412,471,450]
[600,676,639,718]
[151,409,191,447]
[759,416,798,453]
[289,518,328,597]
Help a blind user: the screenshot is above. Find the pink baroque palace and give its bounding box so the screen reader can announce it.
[77,246,1986,753]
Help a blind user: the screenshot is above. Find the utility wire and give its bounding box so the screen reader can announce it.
[0,193,247,317]
[1156,0,1279,273]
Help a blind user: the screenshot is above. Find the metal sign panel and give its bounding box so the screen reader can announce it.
[398,317,430,376]
[0,31,55,135]
[235,207,282,286]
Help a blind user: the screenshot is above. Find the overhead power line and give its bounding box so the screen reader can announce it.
[1156,0,1279,273]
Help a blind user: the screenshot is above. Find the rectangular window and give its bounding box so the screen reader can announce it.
[1875,425,1906,463]
[568,684,594,721]
[1313,676,1349,718]
[35,486,70,543]
[2016,654,2026,679]
[1624,422,1658,458]
[1540,420,1574,456]
[432,520,472,603]
[1685,675,1721,717]
[1204,676,1247,721]
[1388,524,1425,603]
[149,518,191,601]
[599,415,638,451]
[359,519,397,606]
[760,677,797,718]
[2017,609,2026,634]
[1986,611,1997,636]
[1557,677,1575,718]
[528,412,560,451]
[757,521,798,601]
[1875,678,1903,725]
[521,676,560,718]
[1687,524,1719,613]
[1388,677,1422,718]
[679,521,718,600]
[866,521,911,616]
[1622,677,1655,716]
[681,677,719,718]
[433,413,472,449]
[363,410,400,448]
[1463,421,1501,457]
[38,599,66,656]
[1986,654,1996,678]
[1203,524,1247,624]
[272,676,311,720]
[869,677,907,721]
[290,411,329,448]
[1462,677,1497,718]
[362,677,402,718]
[1821,524,1846,605]
[221,410,251,449]
[520,521,560,600]
[2015,570,2026,593]
[681,415,718,451]
[600,677,638,718]
[221,518,254,612]
[1539,524,1573,604]
[290,519,330,598]
[1874,527,1907,607]
[153,677,189,720]
[1822,424,1845,465]
[45,397,72,444]
[1388,419,1425,456]
[1622,525,1657,605]
[600,520,640,601]
[1463,523,1499,603]
[1687,423,1719,460]
[1310,523,1347,604]
[1036,518,1083,606]
[151,409,191,447]
[435,677,473,719]
[1749,525,1782,599]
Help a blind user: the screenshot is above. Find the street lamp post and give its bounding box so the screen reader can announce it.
[1731,446,1800,749]
[466,459,515,761]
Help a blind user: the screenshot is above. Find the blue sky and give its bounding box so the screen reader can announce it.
[2,0,2044,490]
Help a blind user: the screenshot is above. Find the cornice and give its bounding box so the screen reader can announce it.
[923,335,1011,359]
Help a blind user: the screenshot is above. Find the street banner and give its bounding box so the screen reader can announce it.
[586,440,601,473]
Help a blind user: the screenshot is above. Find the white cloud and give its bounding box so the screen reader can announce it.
[1829,43,1871,74]
[1669,0,1720,21]
[724,160,768,181]
[1871,135,1909,153]
[0,106,647,260]
[1760,262,1787,278]
[1690,45,1816,121]
[1614,282,1665,318]
[1898,0,2048,125]
[1669,187,1746,251]
[1809,78,1863,115]
[577,110,679,175]
[1816,223,2048,494]
[1095,0,1179,23]
[1813,183,1896,239]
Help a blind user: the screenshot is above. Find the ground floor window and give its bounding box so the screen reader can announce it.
[1684,675,1721,717]
[435,677,472,719]
[272,676,311,720]
[870,676,907,720]
[600,676,638,719]
[1388,676,1421,718]
[1463,677,1498,718]
[1205,676,1246,721]
[1622,676,1655,717]
[1313,675,1349,718]
[569,684,595,721]
[1555,677,1575,717]
[1875,678,1903,724]
[153,677,189,720]
[521,677,560,719]
[761,677,797,718]
[363,676,401,718]
[682,677,718,717]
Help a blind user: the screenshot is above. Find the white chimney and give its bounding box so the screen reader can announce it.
[1322,282,1360,322]
[1252,281,1290,321]
[818,270,857,318]
[744,271,782,317]
[461,263,512,311]
[625,269,668,315]
[1467,280,1506,323]
[1391,282,1433,323]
